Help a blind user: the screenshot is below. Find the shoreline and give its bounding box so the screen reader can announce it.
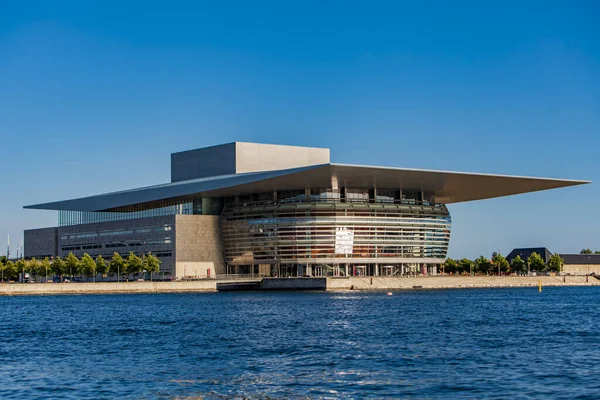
[0,275,598,296]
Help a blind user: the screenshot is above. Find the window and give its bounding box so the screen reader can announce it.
[105,243,126,248]
[346,189,369,203]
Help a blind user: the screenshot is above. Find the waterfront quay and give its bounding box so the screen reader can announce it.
[1,275,598,295]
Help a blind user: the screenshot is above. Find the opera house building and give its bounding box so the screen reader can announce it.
[24,142,588,279]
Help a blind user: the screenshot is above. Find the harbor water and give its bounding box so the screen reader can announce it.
[1,287,600,398]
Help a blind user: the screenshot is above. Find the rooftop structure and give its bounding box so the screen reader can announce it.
[506,247,553,264]
[24,142,589,279]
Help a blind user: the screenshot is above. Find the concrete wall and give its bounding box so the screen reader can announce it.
[177,262,216,278]
[260,277,327,290]
[235,142,330,174]
[171,143,236,182]
[563,264,600,275]
[0,281,217,295]
[174,215,225,277]
[170,142,331,182]
[24,227,58,259]
[325,275,600,290]
[2,276,598,295]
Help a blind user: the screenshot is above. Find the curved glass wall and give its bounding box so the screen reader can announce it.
[221,200,451,266]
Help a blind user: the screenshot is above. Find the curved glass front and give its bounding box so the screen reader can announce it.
[221,201,451,267]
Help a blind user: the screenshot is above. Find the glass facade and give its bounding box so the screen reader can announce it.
[53,184,449,278]
[59,203,192,226]
[58,197,223,226]
[58,222,175,271]
[221,199,451,267]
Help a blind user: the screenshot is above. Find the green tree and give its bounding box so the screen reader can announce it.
[95,255,109,281]
[65,252,80,277]
[80,253,96,281]
[509,255,526,274]
[443,258,458,274]
[527,252,546,272]
[28,258,40,281]
[547,253,564,273]
[125,252,143,277]
[143,252,161,281]
[491,253,509,275]
[474,256,493,275]
[16,259,27,281]
[458,258,473,275]
[0,256,7,265]
[51,256,66,277]
[0,259,4,282]
[4,260,17,281]
[581,249,593,254]
[40,257,51,282]
[109,252,125,281]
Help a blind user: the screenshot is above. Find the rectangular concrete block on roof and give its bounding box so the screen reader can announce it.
[171,141,330,183]
[234,142,330,174]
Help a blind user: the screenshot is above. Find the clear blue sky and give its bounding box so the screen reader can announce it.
[1,0,598,259]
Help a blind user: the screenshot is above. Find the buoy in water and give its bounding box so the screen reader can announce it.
[387,292,393,296]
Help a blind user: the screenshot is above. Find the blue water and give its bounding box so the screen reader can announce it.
[1,287,600,399]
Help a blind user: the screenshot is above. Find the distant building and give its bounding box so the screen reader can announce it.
[558,254,600,275]
[506,247,553,264]
[24,142,588,279]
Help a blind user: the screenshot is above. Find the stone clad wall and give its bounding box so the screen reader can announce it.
[174,215,226,277]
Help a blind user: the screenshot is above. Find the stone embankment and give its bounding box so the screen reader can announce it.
[327,275,600,290]
[0,276,598,295]
[0,280,218,295]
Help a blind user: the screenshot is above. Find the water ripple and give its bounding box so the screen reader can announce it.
[1,287,600,398]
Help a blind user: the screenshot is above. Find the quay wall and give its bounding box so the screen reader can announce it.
[261,277,327,290]
[0,281,217,295]
[326,275,600,290]
[1,276,599,295]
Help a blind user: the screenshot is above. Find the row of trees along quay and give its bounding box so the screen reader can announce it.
[0,251,162,283]
[443,252,565,275]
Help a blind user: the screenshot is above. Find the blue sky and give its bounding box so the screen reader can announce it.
[0,0,598,259]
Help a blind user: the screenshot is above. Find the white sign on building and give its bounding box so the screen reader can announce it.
[335,227,354,255]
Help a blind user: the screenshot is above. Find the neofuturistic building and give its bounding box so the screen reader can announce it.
[24,142,588,279]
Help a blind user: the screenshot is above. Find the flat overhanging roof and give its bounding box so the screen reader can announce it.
[24,163,590,212]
